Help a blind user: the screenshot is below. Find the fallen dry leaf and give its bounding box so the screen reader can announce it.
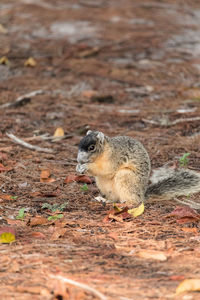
[30,191,43,197]
[107,213,124,223]
[0,56,9,65]
[176,279,200,294]
[42,177,56,183]
[166,206,200,223]
[31,231,46,239]
[54,127,65,137]
[137,250,167,261]
[54,219,69,228]
[103,206,133,223]
[0,194,16,201]
[6,219,27,227]
[65,174,93,184]
[169,275,185,281]
[64,174,77,183]
[0,163,13,172]
[50,228,67,240]
[128,203,145,218]
[181,227,198,234]
[177,217,199,224]
[29,216,49,226]
[102,215,112,223]
[40,169,55,183]
[40,169,51,179]
[24,57,37,67]
[0,227,16,243]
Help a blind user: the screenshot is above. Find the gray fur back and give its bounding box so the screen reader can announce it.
[109,136,151,190]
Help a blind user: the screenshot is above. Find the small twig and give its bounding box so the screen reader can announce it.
[49,274,107,300]
[142,119,159,125]
[0,90,43,109]
[143,116,200,127]
[171,116,200,125]
[24,133,51,141]
[6,133,54,153]
[63,162,77,166]
[24,133,73,142]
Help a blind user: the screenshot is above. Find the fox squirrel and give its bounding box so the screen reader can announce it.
[76,130,200,209]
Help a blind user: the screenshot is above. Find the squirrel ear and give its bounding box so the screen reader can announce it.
[86,130,92,135]
[97,131,105,143]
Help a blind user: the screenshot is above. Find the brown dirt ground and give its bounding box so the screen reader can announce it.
[0,0,200,299]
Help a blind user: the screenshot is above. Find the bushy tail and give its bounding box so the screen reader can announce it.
[145,167,200,209]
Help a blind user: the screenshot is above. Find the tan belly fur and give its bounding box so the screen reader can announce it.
[96,176,119,202]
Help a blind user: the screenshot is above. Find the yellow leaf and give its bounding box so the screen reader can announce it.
[113,203,122,212]
[0,232,15,243]
[53,127,65,137]
[24,57,36,67]
[176,279,200,294]
[128,202,144,217]
[0,56,9,65]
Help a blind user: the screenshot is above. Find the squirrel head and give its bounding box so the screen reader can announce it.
[77,130,105,163]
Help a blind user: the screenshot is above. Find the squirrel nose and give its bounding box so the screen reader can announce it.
[77,150,89,163]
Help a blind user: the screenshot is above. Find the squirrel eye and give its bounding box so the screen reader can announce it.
[88,144,95,152]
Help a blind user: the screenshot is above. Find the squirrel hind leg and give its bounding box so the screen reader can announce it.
[113,169,144,207]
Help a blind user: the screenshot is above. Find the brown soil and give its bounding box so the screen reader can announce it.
[0,0,200,299]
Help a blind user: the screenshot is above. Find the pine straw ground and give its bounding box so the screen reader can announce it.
[0,0,200,299]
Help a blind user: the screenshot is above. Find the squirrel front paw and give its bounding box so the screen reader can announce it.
[76,163,88,174]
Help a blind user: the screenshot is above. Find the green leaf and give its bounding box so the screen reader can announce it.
[48,214,63,221]
[41,203,52,210]
[56,214,63,219]
[42,203,67,212]
[179,153,190,166]
[80,183,89,191]
[52,204,59,212]
[16,208,25,220]
[59,203,67,211]
[0,232,15,243]
[10,196,18,200]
